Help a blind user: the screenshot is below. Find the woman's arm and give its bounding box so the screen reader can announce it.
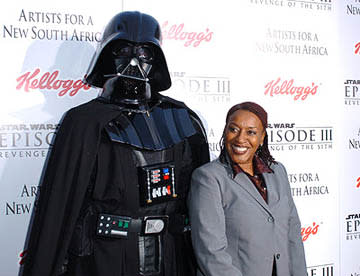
[279,163,307,276]
[187,166,243,276]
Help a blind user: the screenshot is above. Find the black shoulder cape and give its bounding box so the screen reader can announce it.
[22,96,209,276]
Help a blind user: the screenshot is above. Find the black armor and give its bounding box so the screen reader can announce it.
[22,11,209,276]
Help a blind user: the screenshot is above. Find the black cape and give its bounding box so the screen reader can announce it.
[22,96,209,276]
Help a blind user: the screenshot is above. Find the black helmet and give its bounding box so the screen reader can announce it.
[84,11,171,92]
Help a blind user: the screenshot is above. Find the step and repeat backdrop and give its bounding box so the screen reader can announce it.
[0,0,359,275]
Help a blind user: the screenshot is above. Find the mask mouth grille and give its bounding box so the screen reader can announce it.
[104,58,152,83]
[121,59,147,80]
[102,56,154,104]
[121,78,147,100]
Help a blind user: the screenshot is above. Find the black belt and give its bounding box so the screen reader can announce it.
[96,213,189,239]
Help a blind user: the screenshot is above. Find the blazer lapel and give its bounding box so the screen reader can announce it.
[262,172,280,209]
[233,173,271,214]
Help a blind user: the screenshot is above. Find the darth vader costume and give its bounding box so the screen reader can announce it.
[22,11,209,276]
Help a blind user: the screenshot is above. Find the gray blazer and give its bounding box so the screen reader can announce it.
[188,158,307,276]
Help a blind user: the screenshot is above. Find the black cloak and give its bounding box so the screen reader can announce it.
[22,96,209,276]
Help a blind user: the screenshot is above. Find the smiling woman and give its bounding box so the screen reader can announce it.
[220,102,275,176]
[187,101,307,276]
[224,109,265,175]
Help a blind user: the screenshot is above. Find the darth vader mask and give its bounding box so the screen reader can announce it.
[84,11,171,105]
[101,41,155,103]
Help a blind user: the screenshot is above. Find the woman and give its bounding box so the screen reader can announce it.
[188,102,307,276]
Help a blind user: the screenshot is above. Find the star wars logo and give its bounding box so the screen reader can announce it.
[288,172,329,197]
[346,0,360,15]
[345,213,360,241]
[249,0,331,11]
[267,123,333,151]
[0,123,58,158]
[307,264,334,276]
[170,72,231,103]
[344,79,360,106]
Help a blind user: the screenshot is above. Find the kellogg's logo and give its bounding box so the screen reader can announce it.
[16,68,92,97]
[355,42,360,54]
[301,222,320,242]
[161,21,213,47]
[264,78,319,101]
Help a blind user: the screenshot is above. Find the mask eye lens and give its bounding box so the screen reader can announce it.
[112,45,132,57]
[136,47,153,63]
[112,43,154,63]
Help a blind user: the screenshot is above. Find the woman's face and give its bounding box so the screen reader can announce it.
[224,109,265,169]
